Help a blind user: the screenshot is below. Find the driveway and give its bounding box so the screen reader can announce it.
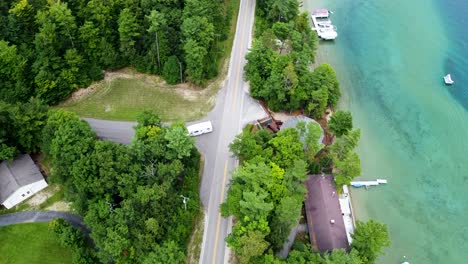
[0,211,87,231]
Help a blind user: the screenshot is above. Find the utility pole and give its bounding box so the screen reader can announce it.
[180,195,189,211]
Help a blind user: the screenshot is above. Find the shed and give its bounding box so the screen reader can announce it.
[304,174,349,252]
[0,155,48,209]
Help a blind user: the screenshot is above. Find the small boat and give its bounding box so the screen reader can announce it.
[444,74,454,85]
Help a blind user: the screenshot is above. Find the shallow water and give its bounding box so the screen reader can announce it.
[304,0,468,263]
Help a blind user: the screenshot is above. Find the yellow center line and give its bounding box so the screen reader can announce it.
[231,1,248,112]
[212,161,229,264]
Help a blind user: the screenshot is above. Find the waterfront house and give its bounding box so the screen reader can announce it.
[305,174,349,252]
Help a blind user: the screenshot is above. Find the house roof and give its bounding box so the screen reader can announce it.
[0,154,45,203]
[304,174,349,252]
[281,115,324,144]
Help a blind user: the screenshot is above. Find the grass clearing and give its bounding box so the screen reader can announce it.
[0,223,72,264]
[58,69,219,122]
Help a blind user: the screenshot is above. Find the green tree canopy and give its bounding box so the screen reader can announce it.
[311,64,341,108]
[351,220,391,264]
[163,56,182,84]
[329,110,353,137]
[0,40,28,102]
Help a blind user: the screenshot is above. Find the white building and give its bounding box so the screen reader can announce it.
[0,154,48,209]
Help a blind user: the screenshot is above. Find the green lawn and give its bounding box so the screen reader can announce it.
[58,72,218,122]
[0,223,72,264]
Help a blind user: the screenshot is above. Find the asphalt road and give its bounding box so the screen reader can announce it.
[198,0,257,263]
[0,211,86,230]
[84,0,259,261]
[84,118,136,145]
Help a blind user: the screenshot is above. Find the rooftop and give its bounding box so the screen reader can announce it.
[313,9,330,15]
[281,115,324,144]
[0,154,45,203]
[304,174,349,252]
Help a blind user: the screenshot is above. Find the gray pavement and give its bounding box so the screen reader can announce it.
[84,118,136,145]
[198,0,258,263]
[0,211,86,231]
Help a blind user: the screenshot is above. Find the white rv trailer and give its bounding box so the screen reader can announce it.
[186,121,213,136]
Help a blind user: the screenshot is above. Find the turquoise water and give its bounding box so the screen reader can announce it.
[304,0,468,263]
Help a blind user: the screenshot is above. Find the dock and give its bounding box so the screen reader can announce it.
[350,179,388,188]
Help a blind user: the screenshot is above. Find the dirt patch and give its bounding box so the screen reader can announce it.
[45,201,71,212]
[26,185,59,207]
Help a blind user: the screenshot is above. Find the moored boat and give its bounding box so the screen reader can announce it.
[444,74,454,85]
[317,28,338,40]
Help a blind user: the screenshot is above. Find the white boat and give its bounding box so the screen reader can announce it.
[317,23,337,31]
[317,28,338,40]
[317,20,333,25]
[444,74,454,85]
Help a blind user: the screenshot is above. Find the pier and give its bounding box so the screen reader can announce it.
[350,179,388,188]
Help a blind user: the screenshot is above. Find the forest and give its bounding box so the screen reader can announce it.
[0,0,230,105]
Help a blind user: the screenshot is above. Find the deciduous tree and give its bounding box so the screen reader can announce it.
[351,220,391,264]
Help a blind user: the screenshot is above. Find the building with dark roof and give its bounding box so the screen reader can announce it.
[0,154,48,209]
[304,174,349,252]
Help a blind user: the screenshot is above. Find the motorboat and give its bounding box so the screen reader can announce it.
[317,23,337,31]
[317,28,338,40]
[317,19,333,25]
[444,74,454,85]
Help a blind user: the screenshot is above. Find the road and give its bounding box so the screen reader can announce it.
[84,118,136,145]
[84,0,259,262]
[0,211,86,231]
[198,0,257,263]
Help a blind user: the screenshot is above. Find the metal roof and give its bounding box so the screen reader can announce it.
[0,155,45,203]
